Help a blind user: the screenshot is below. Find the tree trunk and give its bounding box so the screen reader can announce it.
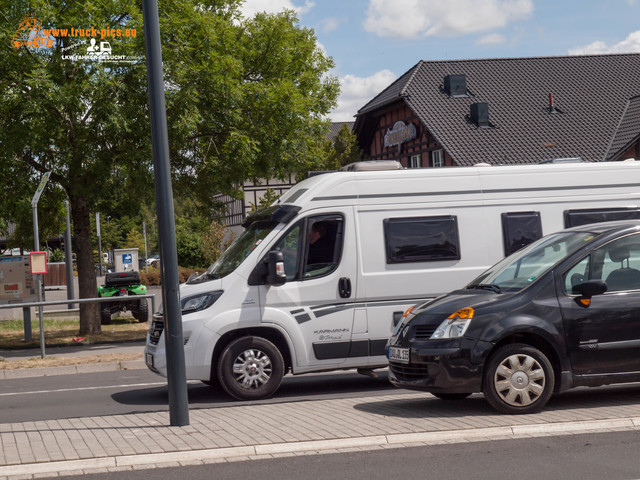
[70,194,100,335]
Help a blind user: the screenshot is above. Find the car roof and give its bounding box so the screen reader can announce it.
[563,219,640,234]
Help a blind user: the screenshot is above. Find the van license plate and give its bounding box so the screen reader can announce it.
[145,353,154,368]
[389,346,409,364]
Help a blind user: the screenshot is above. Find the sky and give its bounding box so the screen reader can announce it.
[239,0,640,122]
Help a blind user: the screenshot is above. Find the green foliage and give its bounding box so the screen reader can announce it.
[248,188,281,213]
[322,124,365,171]
[0,0,339,333]
[49,248,64,262]
[124,227,145,252]
[175,214,208,269]
[201,221,236,264]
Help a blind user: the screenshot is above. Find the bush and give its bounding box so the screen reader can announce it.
[139,266,204,286]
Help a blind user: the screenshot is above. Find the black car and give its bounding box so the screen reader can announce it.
[387,220,640,414]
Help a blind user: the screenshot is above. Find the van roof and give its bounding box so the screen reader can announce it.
[278,161,640,208]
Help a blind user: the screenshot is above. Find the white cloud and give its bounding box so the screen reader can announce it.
[477,33,506,45]
[239,0,314,18]
[568,30,640,55]
[363,0,532,39]
[330,70,398,122]
[318,17,342,33]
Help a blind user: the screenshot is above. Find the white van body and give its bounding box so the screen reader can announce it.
[145,161,640,400]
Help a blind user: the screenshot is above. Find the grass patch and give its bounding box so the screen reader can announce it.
[0,317,148,349]
[0,352,144,370]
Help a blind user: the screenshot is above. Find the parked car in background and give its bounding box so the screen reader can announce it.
[388,220,640,414]
[146,254,160,266]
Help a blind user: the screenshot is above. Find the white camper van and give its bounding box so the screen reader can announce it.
[145,161,640,400]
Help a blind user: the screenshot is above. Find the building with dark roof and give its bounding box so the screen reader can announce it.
[353,53,640,168]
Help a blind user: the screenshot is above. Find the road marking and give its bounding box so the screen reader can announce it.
[0,381,199,397]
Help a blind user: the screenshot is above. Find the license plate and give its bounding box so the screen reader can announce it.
[145,353,154,368]
[388,346,409,364]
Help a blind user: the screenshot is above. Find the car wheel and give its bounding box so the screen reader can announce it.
[431,392,472,400]
[217,336,284,400]
[134,299,149,323]
[482,343,554,414]
[100,303,112,325]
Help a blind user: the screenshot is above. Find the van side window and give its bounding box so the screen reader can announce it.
[384,216,460,263]
[273,224,302,281]
[501,211,543,256]
[564,207,640,228]
[304,216,344,279]
[563,233,640,293]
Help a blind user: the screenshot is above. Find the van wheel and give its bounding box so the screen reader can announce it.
[482,344,554,414]
[217,336,284,400]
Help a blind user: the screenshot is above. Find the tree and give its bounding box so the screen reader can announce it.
[0,1,339,334]
[323,124,365,170]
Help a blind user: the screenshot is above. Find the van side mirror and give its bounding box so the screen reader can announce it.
[265,251,286,286]
[572,280,607,298]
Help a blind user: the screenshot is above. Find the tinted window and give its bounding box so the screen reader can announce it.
[384,216,460,263]
[501,211,543,256]
[563,233,640,293]
[564,208,640,228]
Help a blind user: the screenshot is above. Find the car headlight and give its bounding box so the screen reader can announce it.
[430,307,474,339]
[181,290,223,314]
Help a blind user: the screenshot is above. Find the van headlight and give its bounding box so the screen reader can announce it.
[430,307,474,339]
[181,290,223,314]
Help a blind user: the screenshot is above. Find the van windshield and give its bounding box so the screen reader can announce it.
[203,220,277,279]
[468,231,598,293]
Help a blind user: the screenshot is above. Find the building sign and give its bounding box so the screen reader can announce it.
[384,121,417,153]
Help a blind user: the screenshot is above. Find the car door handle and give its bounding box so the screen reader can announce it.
[339,277,351,298]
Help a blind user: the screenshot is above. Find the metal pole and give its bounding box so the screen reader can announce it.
[32,204,45,359]
[142,0,189,426]
[143,221,149,274]
[22,307,32,342]
[96,212,103,277]
[64,200,75,309]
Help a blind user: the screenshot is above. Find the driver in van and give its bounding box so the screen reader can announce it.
[307,222,333,265]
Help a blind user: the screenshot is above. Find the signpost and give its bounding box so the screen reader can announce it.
[31,171,50,359]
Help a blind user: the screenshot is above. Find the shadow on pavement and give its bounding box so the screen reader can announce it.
[354,383,640,418]
[111,370,396,407]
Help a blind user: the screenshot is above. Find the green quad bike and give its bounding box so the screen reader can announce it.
[97,271,148,325]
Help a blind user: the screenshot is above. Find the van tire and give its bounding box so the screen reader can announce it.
[217,336,285,400]
[482,343,554,414]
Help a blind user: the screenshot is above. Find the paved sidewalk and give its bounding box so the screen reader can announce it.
[1,362,640,479]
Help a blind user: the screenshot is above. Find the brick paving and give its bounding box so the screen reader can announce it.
[1,378,640,479]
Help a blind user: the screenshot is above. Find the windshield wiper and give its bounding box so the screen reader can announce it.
[467,283,502,294]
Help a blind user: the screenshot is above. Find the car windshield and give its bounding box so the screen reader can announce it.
[202,220,277,280]
[468,231,598,293]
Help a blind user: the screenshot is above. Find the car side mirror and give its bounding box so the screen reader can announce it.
[572,280,607,306]
[265,251,286,286]
[572,280,607,297]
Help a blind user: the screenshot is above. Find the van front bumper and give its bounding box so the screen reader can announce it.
[387,338,492,394]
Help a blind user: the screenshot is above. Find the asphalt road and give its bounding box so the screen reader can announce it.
[0,369,398,424]
[53,430,640,480]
